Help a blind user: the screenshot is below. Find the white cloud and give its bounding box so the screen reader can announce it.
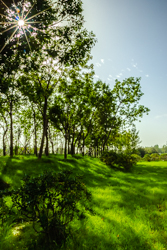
[155,114,167,119]
[109,75,112,78]
[116,75,121,78]
[145,74,149,77]
[133,63,137,68]
[107,78,112,81]
[95,63,101,67]
[94,75,99,78]
[101,59,104,64]
[127,68,131,71]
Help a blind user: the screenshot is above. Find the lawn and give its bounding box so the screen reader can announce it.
[0,155,167,250]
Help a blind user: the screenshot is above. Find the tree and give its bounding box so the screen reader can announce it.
[88,78,149,153]
[49,64,96,158]
[17,0,96,159]
[0,55,21,157]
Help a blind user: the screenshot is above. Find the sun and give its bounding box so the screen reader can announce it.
[18,19,25,27]
[0,0,52,53]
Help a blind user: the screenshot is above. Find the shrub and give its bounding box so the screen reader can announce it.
[100,151,118,166]
[1,170,93,249]
[131,154,142,162]
[160,153,167,161]
[100,151,137,171]
[143,154,151,161]
[150,153,160,161]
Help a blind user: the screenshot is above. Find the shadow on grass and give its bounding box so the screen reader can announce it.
[69,217,153,250]
[0,156,167,249]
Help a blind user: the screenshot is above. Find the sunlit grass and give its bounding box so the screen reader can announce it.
[0,156,167,249]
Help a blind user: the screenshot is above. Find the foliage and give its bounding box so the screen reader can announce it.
[150,153,160,161]
[4,170,93,248]
[131,154,142,162]
[143,154,151,161]
[160,153,167,161]
[100,150,138,171]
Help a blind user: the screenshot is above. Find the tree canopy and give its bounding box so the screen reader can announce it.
[0,0,150,158]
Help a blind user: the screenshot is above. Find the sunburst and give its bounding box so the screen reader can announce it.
[0,0,52,53]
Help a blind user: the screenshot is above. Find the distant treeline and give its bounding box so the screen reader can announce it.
[137,144,167,157]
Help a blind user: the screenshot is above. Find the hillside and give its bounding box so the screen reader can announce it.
[0,155,167,250]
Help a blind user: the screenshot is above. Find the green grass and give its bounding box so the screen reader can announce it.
[0,155,167,249]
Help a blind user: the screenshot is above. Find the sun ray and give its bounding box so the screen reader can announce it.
[23,1,36,20]
[0,24,17,34]
[12,0,19,13]
[0,12,16,21]
[17,31,20,45]
[0,21,17,24]
[26,23,45,33]
[0,26,18,52]
[24,26,31,35]
[23,28,31,51]
[26,21,41,24]
[0,0,10,11]
[0,1,55,53]
[26,6,51,21]
[21,0,27,19]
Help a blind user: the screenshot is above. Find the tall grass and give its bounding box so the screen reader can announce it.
[0,155,167,249]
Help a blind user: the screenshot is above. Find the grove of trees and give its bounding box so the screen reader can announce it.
[0,0,150,159]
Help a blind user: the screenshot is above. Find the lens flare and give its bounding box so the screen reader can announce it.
[18,19,24,27]
[0,0,52,53]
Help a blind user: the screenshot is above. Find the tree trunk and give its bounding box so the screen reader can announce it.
[64,133,67,159]
[15,145,18,155]
[38,97,47,159]
[82,134,85,156]
[48,126,54,154]
[32,107,38,156]
[45,119,49,156]
[94,147,97,158]
[102,130,112,152]
[2,126,8,156]
[9,100,13,158]
[1,115,8,156]
[71,134,75,156]
[3,135,6,156]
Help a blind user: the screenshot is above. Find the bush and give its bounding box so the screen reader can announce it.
[160,153,167,161]
[150,153,160,161]
[100,151,137,171]
[1,170,93,249]
[131,154,142,162]
[143,154,151,161]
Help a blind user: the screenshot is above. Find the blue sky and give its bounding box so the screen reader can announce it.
[83,0,167,147]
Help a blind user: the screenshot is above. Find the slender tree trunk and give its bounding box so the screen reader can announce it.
[82,134,85,156]
[45,119,49,156]
[102,130,112,152]
[48,126,54,154]
[64,133,67,159]
[97,141,99,157]
[15,145,18,155]
[9,100,13,158]
[71,134,75,156]
[1,115,8,156]
[39,97,47,159]
[3,133,6,156]
[94,147,97,158]
[33,107,37,156]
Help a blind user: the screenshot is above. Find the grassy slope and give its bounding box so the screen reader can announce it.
[0,155,167,250]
